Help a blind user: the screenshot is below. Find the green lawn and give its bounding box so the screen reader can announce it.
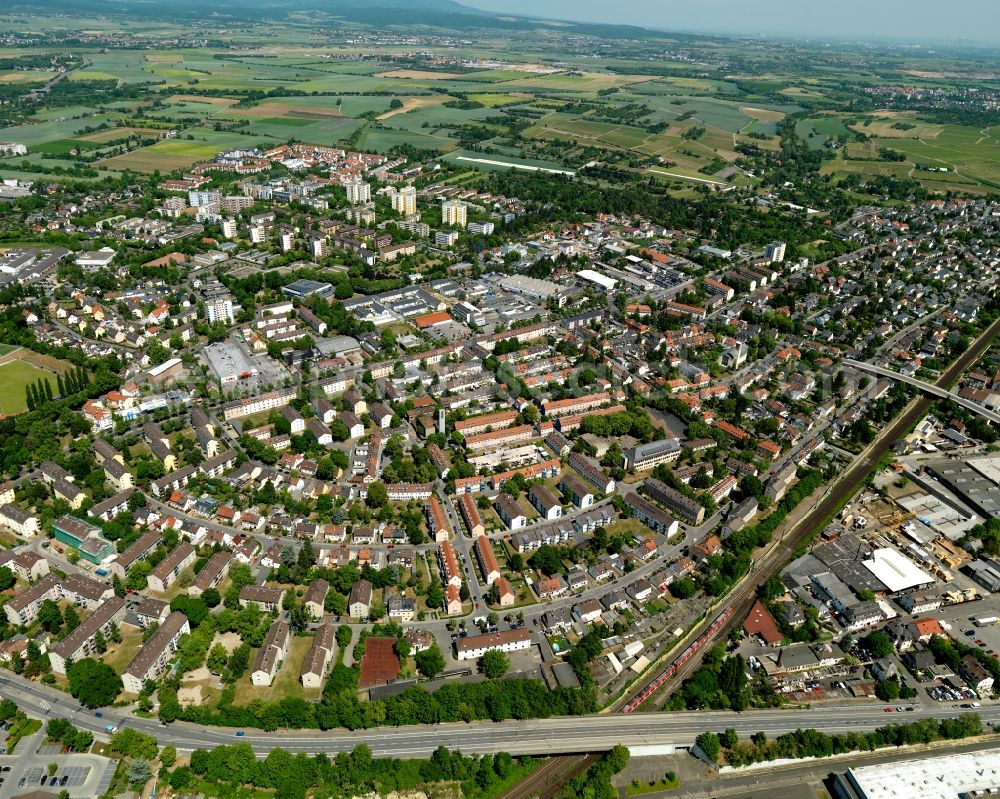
[0,359,50,415]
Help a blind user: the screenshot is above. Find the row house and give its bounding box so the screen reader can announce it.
[474,536,502,586]
[490,459,562,492]
[463,424,534,452]
[438,540,462,589]
[459,494,485,537]
[386,483,433,501]
[425,496,450,542]
[454,410,519,436]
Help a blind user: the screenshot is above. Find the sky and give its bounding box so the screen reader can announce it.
[464,0,1000,44]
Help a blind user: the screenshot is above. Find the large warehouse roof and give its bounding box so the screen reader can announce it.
[861,547,934,593]
[837,749,1000,799]
[577,269,617,291]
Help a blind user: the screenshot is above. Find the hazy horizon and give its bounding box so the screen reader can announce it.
[464,0,1000,45]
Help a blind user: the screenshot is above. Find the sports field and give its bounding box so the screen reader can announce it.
[0,359,48,416]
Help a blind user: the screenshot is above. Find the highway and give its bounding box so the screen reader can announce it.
[0,671,993,758]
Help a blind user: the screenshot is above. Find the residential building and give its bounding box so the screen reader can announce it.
[251,619,291,686]
[0,504,38,537]
[528,485,562,520]
[559,475,594,509]
[456,628,531,661]
[122,611,190,693]
[641,479,705,525]
[147,542,196,593]
[300,623,336,688]
[49,596,127,675]
[348,579,373,618]
[495,492,527,530]
[390,185,417,216]
[4,573,60,625]
[442,199,467,228]
[304,578,330,620]
[60,573,114,610]
[475,536,501,586]
[188,551,232,597]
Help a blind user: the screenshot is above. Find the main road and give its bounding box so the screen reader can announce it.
[0,671,991,758]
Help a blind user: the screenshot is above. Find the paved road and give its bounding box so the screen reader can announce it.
[0,671,994,758]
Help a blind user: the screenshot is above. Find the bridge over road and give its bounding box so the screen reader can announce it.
[843,359,1000,426]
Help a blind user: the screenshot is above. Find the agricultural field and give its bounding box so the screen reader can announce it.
[0,29,993,195]
[97,127,282,172]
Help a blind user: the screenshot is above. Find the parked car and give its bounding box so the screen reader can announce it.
[234,730,245,738]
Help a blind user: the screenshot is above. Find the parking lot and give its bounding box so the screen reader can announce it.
[19,764,91,791]
[0,729,116,799]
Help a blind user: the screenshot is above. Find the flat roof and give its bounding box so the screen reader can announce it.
[577,269,617,290]
[841,749,1000,799]
[861,547,934,593]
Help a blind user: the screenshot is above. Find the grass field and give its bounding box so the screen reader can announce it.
[0,359,49,415]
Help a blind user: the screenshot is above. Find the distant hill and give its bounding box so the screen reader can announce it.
[0,0,665,40]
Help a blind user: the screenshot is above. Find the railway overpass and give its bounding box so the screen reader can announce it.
[843,359,1000,426]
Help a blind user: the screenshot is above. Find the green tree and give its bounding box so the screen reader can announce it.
[481,649,509,679]
[67,659,121,708]
[864,630,894,659]
[695,731,721,762]
[366,481,388,509]
[208,643,228,675]
[160,745,177,768]
[63,605,80,633]
[606,744,630,773]
[415,645,445,678]
[37,599,63,634]
[126,760,151,785]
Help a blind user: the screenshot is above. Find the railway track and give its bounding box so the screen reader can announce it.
[495,754,600,799]
[620,313,1000,710]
